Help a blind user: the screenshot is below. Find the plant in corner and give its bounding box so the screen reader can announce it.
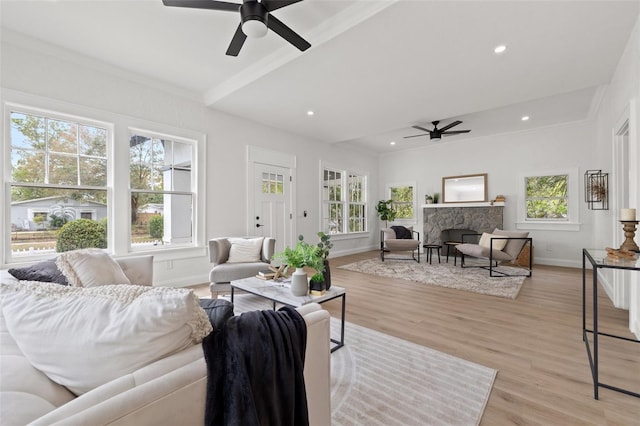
[376,200,397,227]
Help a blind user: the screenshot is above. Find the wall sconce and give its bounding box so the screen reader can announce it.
[584,170,608,210]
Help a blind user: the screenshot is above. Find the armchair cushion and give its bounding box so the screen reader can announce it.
[478,233,508,251]
[455,243,514,261]
[227,237,264,263]
[492,229,529,259]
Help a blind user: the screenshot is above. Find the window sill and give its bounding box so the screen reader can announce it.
[328,232,370,241]
[124,246,207,261]
[515,221,581,231]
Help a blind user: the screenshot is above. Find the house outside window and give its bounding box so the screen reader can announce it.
[8,108,109,258]
[322,167,367,234]
[129,132,195,250]
[389,184,415,221]
[517,169,580,231]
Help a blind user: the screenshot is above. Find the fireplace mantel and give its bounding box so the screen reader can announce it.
[422,202,505,208]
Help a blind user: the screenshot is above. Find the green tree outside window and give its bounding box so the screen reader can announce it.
[525,175,568,219]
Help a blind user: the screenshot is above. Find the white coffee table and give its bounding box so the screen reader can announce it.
[231,276,346,352]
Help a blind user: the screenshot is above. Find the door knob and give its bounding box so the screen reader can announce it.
[256,223,263,228]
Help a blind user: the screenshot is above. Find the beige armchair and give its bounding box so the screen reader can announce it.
[456,228,532,277]
[208,237,276,298]
[380,226,421,263]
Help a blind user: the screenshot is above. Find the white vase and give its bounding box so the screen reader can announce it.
[291,267,308,296]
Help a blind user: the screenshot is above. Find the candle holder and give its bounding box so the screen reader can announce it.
[619,220,640,252]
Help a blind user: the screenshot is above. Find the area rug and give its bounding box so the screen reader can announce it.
[229,294,497,426]
[338,257,527,299]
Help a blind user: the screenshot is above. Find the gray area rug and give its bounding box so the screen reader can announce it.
[338,257,527,299]
[229,294,497,426]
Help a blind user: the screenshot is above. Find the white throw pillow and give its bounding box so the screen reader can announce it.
[0,282,212,395]
[56,249,131,287]
[478,233,508,251]
[227,237,264,263]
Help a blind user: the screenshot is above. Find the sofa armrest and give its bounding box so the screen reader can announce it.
[262,238,276,263]
[208,238,231,265]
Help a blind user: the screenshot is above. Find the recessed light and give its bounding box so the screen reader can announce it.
[307,110,314,116]
[521,116,530,121]
[390,141,396,146]
[494,45,507,54]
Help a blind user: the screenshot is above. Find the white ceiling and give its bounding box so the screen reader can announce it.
[1,0,638,153]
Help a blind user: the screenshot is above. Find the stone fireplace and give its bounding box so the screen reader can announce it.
[423,203,504,244]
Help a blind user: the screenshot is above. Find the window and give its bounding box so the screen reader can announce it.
[322,167,367,234]
[517,169,580,231]
[389,185,415,220]
[129,132,195,249]
[8,108,108,258]
[262,172,284,194]
[525,175,568,220]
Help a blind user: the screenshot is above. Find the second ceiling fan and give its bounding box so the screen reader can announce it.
[162,0,311,56]
[404,120,471,141]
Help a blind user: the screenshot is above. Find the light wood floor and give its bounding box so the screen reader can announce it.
[193,251,640,425]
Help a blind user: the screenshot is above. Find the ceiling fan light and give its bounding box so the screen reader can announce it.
[242,19,268,38]
[430,134,441,141]
[240,1,268,38]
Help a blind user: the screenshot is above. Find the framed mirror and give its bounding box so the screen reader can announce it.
[442,173,488,203]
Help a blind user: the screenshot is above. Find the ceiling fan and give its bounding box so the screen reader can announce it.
[404,121,471,141]
[162,0,311,57]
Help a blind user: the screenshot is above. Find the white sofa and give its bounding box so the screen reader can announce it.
[0,256,331,426]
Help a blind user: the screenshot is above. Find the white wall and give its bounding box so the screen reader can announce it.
[0,32,379,287]
[378,121,598,268]
[593,15,640,337]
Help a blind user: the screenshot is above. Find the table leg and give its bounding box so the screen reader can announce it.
[593,263,599,400]
[231,287,235,303]
[330,293,346,353]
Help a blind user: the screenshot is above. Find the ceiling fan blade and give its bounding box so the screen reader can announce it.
[411,125,432,133]
[226,23,247,56]
[263,0,303,12]
[162,0,240,12]
[442,130,471,135]
[438,120,462,132]
[267,14,311,51]
[403,134,428,139]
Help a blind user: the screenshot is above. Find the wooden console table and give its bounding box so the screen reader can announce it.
[582,248,640,399]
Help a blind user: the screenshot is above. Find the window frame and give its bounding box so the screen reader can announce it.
[387,182,417,223]
[128,128,197,252]
[321,163,368,236]
[2,94,207,267]
[5,103,112,261]
[516,168,581,231]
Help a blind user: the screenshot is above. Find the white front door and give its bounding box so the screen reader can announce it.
[252,162,292,254]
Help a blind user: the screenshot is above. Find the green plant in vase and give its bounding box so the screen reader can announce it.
[272,235,324,296]
[432,192,440,204]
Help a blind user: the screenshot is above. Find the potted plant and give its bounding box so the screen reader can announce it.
[273,235,324,296]
[376,200,397,227]
[432,192,440,204]
[425,195,434,204]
